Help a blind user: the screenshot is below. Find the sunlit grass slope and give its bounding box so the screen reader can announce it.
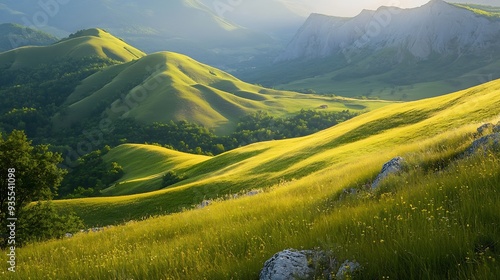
[50,77,500,227]
[53,50,389,134]
[454,3,500,18]
[8,82,500,279]
[0,28,145,69]
[100,144,211,196]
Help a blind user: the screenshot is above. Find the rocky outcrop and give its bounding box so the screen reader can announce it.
[260,249,314,280]
[476,123,494,136]
[336,260,362,280]
[260,249,361,280]
[371,157,404,189]
[466,133,500,155]
[494,122,500,133]
[259,249,338,280]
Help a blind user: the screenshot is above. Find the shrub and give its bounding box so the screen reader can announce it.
[162,171,187,188]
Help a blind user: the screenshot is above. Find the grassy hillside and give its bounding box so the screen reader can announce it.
[54,50,389,134]
[0,23,58,52]
[454,3,500,18]
[0,28,145,69]
[100,144,210,196]
[7,78,500,279]
[47,77,500,226]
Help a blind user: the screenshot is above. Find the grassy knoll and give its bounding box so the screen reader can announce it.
[99,144,210,196]
[0,28,145,69]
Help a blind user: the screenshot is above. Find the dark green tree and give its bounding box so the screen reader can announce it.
[0,130,79,247]
[0,130,66,211]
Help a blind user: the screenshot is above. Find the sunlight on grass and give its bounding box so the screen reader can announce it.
[4,78,500,279]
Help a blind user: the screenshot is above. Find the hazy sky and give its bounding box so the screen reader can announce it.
[288,0,500,17]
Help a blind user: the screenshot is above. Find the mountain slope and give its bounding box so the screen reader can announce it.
[248,0,500,100]
[53,48,388,134]
[0,28,145,69]
[277,0,500,62]
[52,76,500,226]
[0,23,58,52]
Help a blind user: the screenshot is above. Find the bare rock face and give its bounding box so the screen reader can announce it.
[371,157,404,189]
[260,249,337,280]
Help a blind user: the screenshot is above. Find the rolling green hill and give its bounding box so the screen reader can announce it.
[53,48,389,134]
[0,23,58,52]
[9,74,500,280]
[0,27,387,136]
[49,76,500,226]
[100,144,210,196]
[0,28,145,69]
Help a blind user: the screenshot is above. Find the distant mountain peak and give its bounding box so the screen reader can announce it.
[276,1,500,62]
[422,0,451,9]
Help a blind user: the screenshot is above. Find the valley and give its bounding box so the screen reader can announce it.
[242,1,500,101]
[0,1,499,279]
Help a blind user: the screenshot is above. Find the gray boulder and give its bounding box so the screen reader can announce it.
[371,157,404,189]
[466,133,500,155]
[336,260,361,280]
[260,249,336,280]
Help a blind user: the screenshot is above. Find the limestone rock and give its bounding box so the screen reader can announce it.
[260,249,313,280]
[336,260,361,280]
[371,157,404,189]
[466,133,500,155]
[260,249,337,280]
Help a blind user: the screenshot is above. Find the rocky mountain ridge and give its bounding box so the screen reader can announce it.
[277,0,500,62]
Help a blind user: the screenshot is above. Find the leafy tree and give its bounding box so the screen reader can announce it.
[0,130,74,247]
[0,130,66,211]
[17,202,84,245]
[59,147,124,198]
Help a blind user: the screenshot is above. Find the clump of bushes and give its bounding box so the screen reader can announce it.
[162,171,187,188]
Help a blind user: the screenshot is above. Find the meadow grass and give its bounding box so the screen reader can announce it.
[5,125,500,279]
[4,78,500,279]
